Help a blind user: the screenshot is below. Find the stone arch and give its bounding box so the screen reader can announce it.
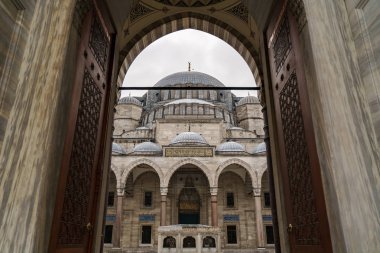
[110,162,124,194]
[256,161,268,189]
[117,13,261,89]
[215,158,258,189]
[163,158,212,187]
[120,158,164,186]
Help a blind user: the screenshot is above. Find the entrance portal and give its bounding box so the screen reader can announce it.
[178,176,201,224]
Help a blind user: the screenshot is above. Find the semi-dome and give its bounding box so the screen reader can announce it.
[154,71,225,87]
[119,96,142,106]
[112,142,127,155]
[216,141,245,152]
[134,142,162,152]
[253,142,266,154]
[171,132,208,145]
[237,95,260,106]
[165,98,214,106]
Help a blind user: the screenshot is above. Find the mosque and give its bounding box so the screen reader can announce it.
[1,1,380,253]
[105,70,272,252]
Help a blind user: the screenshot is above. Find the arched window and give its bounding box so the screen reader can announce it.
[183,236,196,248]
[202,236,216,248]
[163,236,176,248]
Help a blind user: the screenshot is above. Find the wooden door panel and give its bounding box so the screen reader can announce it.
[266,2,332,253]
[49,2,112,252]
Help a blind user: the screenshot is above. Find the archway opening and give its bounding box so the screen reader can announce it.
[167,164,211,225]
[178,176,201,224]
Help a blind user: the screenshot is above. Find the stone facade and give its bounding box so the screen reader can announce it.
[104,71,273,253]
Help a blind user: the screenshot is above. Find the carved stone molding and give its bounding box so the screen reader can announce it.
[154,0,224,7]
[226,3,248,23]
[130,3,154,23]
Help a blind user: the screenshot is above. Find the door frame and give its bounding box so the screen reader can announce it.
[262,1,333,253]
[48,1,116,252]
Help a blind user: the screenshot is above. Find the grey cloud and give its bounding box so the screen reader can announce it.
[122,29,257,98]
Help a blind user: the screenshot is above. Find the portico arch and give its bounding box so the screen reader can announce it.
[110,163,124,192]
[120,158,164,186]
[215,158,258,189]
[163,158,212,187]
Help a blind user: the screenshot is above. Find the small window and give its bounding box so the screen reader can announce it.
[104,225,113,244]
[264,192,271,208]
[107,192,114,207]
[226,192,234,208]
[227,225,237,244]
[141,226,152,244]
[183,236,196,248]
[266,226,274,244]
[144,191,152,207]
[163,236,176,248]
[203,236,216,248]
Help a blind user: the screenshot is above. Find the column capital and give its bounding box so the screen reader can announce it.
[209,187,218,196]
[253,187,261,197]
[160,187,168,196]
[116,187,124,196]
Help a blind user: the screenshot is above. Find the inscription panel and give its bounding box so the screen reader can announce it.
[165,147,213,157]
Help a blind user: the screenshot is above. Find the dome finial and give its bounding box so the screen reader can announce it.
[188,61,191,72]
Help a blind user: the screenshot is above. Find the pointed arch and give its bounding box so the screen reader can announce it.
[120,158,164,186]
[110,162,124,192]
[215,158,259,188]
[163,158,212,187]
[117,13,262,90]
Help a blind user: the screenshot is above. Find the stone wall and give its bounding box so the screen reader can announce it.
[0,0,35,151]
[346,0,380,147]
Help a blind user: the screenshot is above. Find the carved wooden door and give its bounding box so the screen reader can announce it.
[266,2,333,253]
[49,2,113,253]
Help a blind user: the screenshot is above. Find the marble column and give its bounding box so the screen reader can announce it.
[196,233,202,253]
[254,188,265,248]
[210,187,218,227]
[160,187,168,226]
[177,233,182,253]
[114,188,124,248]
[157,234,163,253]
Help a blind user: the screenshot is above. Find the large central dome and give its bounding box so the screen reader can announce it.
[154,71,225,87]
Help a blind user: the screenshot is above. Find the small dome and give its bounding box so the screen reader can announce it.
[165,99,214,106]
[253,142,266,154]
[237,95,260,106]
[171,132,208,145]
[134,142,162,152]
[154,71,225,87]
[216,141,245,152]
[119,96,142,106]
[112,142,127,155]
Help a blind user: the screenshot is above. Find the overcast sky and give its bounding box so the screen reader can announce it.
[122,29,257,98]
